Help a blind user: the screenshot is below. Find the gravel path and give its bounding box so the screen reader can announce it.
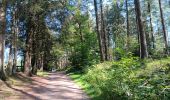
[4,72,89,100]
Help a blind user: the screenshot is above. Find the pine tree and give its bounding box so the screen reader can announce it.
[134,0,148,59]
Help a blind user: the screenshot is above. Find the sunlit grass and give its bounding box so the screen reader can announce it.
[136,57,170,76]
[0,91,13,99]
[37,71,49,77]
[68,72,104,100]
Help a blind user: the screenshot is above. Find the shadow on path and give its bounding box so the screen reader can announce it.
[4,71,89,100]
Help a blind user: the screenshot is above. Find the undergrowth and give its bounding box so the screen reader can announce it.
[68,56,170,100]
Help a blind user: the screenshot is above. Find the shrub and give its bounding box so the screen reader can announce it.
[84,56,170,100]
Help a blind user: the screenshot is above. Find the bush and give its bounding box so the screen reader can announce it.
[69,42,99,70]
[83,56,170,100]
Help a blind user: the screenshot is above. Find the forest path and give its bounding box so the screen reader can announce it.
[4,71,89,100]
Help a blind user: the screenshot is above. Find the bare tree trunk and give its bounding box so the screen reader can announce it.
[134,0,148,59]
[13,10,18,74]
[105,6,112,60]
[40,54,44,71]
[94,0,105,62]
[0,34,6,80]
[0,0,7,80]
[24,49,31,76]
[126,0,130,50]
[32,57,37,75]
[148,2,155,49]
[136,14,140,44]
[100,0,108,61]
[11,7,18,74]
[78,23,84,42]
[7,46,13,75]
[158,0,169,54]
[24,26,33,76]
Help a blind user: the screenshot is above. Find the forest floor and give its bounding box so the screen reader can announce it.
[0,71,89,100]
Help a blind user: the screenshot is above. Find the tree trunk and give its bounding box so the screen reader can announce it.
[13,9,18,74]
[31,32,38,75]
[32,56,37,75]
[158,0,169,54]
[148,2,155,49]
[11,7,18,74]
[24,49,31,76]
[100,0,108,61]
[0,0,7,80]
[134,0,148,59]
[7,46,13,75]
[40,54,44,71]
[94,0,105,62]
[24,25,33,76]
[106,6,112,60]
[78,22,84,42]
[126,0,130,50]
[0,34,6,80]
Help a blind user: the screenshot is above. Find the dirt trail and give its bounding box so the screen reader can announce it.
[2,72,89,100]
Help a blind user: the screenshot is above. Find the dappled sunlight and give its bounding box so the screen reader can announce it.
[1,0,170,99]
[1,72,89,100]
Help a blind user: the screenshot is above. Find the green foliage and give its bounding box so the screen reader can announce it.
[60,9,99,69]
[107,2,126,49]
[85,55,140,99]
[69,31,99,69]
[114,48,126,60]
[128,37,140,56]
[132,58,170,99]
[69,57,170,100]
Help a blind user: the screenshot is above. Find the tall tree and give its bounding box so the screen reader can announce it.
[24,20,33,76]
[126,0,130,50]
[134,0,148,59]
[8,3,19,75]
[94,0,105,62]
[148,1,155,49]
[0,0,7,80]
[158,0,169,54]
[100,0,109,60]
[7,45,13,75]
[13,6,18,74]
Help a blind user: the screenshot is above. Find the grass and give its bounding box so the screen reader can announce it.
[68,72,100,100]
[0,90,13,99]
[136,57,170,77]
[37,71,49,77]
[67,63,113,100]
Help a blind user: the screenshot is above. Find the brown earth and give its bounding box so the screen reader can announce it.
[0,72,89,100]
